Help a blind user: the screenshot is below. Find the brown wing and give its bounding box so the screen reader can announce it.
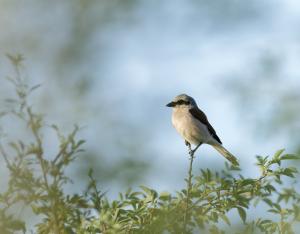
[189,107,222,144]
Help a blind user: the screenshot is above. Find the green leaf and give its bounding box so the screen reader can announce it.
[29,84,42,93]
[281,154,300,160]
[268,209,280,214]
[256,155,269,166]
[76,139,86,147]
[274,149,285,159]
[140,185,152,196]
[240,179,255,186]
[10,220,26,232]
[212,212,218,222]
[220,214,231,226]
[159,191,171,201]
[264,184,276,193]
[263,198,273,207]
[273,203,281,211]
[6,53,24,66]
[281,167,298,177]
[237,207,246,223]
[259,219,273,225]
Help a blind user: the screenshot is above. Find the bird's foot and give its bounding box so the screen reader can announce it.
[185,140,191,147]
[185,141,192,154]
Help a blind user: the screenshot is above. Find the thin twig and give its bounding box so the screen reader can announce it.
[183,142,202,234]
[52,145,67,165]
[27,107,60,234]
[0,142,12,169]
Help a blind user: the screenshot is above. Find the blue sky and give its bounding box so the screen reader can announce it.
[0,0,300,194]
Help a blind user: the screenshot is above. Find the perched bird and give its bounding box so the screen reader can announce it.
[166,94,239,166]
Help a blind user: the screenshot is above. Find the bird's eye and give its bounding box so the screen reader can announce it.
[176,100,190,105]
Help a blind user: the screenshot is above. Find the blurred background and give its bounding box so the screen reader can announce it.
[0,0,300,224]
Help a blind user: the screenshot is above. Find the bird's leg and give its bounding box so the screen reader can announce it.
[190,142,202,156]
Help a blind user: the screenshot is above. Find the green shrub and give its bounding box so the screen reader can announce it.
[1,55,300,234]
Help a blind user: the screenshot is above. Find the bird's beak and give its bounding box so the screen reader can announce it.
[166,102,175,107]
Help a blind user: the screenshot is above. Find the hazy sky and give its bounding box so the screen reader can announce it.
[0,0,300,194]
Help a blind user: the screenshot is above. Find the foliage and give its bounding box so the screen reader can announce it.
[1,55,300,233]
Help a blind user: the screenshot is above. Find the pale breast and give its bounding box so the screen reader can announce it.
[172,108,211,145]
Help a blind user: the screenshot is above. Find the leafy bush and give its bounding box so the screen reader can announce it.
[1,55,300,233]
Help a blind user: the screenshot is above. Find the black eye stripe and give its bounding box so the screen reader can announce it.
[175,100,190,105]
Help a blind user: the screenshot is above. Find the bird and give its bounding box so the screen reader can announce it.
[166,94,239,166]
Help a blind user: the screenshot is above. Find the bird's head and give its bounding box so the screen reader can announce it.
[166,94,197,109]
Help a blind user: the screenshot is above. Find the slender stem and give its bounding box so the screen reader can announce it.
[0,143,12,169]
[183,143,202,234]
[27,108,60,234]
[279,212,284,234]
